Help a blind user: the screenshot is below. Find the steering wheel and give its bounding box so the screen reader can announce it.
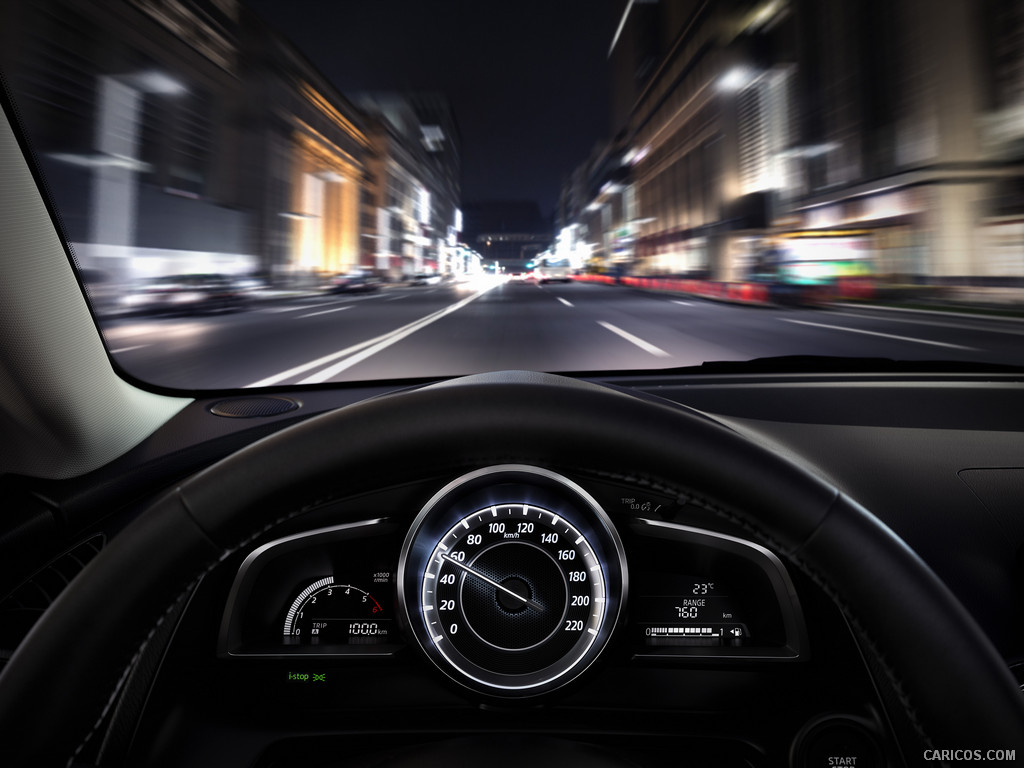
[1,371,1022,765]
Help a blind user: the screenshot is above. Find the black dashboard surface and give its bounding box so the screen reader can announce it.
[3,371,1023,767]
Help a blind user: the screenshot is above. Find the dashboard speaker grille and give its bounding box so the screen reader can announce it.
[208,396,301,418]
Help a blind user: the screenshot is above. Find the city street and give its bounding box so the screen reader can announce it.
[101,280,1024,389]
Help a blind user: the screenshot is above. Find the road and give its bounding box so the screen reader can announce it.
[100,279,1024,389]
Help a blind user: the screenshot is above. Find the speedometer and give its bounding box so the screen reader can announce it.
[398,466,627,698]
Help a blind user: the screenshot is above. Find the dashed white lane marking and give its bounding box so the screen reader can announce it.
[297,306,354,318]
[597,321,670,357]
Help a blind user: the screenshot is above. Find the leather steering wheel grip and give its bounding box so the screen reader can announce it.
[0,371,1021,765]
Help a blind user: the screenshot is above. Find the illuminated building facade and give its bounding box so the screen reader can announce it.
[603,0,756,280]
[236,17,372,283]
[0,0,466,287]
[354,93,462,280]
[0,0,256,281]
[571,0,1024,291]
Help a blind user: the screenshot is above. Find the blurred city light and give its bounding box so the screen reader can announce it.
[718,66,755,92]
[128,70,187,95]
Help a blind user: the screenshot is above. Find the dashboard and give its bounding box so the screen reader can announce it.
[218,465,806,679]
[130,461,882,767]
[3,371,1024,767]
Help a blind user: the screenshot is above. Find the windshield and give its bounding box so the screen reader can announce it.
[2,0,1023,389]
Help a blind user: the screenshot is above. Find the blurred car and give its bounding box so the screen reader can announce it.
[121,274,250,315]
[409,272,442,286]
[77,268,122,317]
[327,273,380,294]
[535,256,573,283]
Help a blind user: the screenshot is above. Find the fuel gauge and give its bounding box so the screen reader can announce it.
[283,578,393,645]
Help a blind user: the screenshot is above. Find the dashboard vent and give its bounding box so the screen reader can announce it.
[0,534,104,666]
[208,396,301,418]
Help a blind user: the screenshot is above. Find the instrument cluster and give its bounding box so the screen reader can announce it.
[218,465,807,699]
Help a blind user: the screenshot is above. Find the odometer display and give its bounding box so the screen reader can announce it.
[399,466,627,698]
[282,579,393,645]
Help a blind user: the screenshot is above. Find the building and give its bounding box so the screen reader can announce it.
[0,0,257,282]
[0,0,465,288]
[353,93,462,280]
[572,0,1024,294]
[238,12,373,284]
[779,0,1024,293]
[603,0,763,280]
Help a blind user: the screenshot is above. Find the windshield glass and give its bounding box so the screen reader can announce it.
[2,0,1023,389]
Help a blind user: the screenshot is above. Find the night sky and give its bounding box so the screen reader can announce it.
[242,0,617,220]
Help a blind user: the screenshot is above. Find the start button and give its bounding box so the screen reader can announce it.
[793,717,883,768]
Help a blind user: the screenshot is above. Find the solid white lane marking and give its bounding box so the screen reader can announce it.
[597,321,671,357]
[301,287,495,383]
[297,306,354,318]
[833,301,1024,324]
[246,285,495,387]
[780,318,976,350]
[247,334,385,387]
[557,297,574,307]
[827,310,1024,336]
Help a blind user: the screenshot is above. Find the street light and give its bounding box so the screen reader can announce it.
[718,66,756,92]
[127,71,187,96]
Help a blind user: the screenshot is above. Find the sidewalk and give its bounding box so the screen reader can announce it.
[574,273,1024,318]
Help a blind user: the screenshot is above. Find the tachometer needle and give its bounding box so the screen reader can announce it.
[441,554,543,611]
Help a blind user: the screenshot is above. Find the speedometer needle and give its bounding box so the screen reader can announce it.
[441,554,544,611]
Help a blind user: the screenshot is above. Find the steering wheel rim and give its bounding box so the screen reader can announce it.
[1,371,1022,764]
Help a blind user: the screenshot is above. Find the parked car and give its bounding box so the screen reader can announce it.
[121,273,250,315]
[327,273,380,294]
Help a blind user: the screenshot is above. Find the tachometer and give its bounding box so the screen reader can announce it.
[398,466,627,698]
[283,578,392,645]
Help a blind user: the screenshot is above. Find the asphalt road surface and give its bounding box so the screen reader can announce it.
[100,279,1024,390]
